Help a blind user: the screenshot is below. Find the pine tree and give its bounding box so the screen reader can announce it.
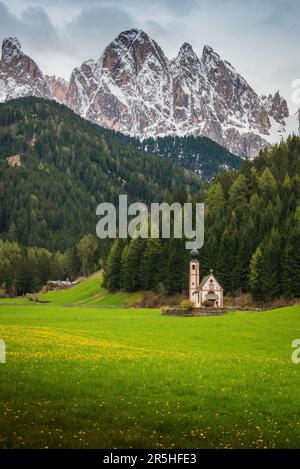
[216,229,236,294]
[205,182,225,218]
[105,239,125,292]
[120,239,146,292]
[164,239,184,295]
[259,167,277,199]
[249,246,264,301]
[120,243,131,291]
[229,173,248,209]
[140,239,162,291]
[260,229,281,301]
[77,235,98,276]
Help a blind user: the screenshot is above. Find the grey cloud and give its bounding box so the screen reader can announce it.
[0,0,299,113]
[21,6,61,50]
[0,2,19,35]
[0,1,134,67]
[144,20,169,39]
[65,5,134,58]
[0,1,61,54]
[149,0,199,13]
[17,0,200,16]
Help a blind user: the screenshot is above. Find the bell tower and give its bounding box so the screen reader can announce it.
[189,249,200,304]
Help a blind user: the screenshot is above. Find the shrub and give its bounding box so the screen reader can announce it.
[180,299,194,311]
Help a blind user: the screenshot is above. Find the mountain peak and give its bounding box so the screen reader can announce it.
[2,37,23,64]
[120,28,144,38]
[177,42,199,61]
[179,42,194,54]
[2,37,22,51]
[113,28,151,48]
[201,44,240,79]
[203,44,214,53]
[174,42,201,74]
[261,90,289,122]
[101,28,168,72]
[202,44,220,63]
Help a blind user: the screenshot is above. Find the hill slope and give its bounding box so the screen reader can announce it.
[135,135,242,179]
[38,272,142,306]
[91,129,242,179]
[0,97,202,251]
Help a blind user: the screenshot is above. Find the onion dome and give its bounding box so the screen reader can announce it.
[190,248,200,259]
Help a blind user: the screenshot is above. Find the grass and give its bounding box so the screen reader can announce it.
[0,303,299,448]
[0,297,30,304]
[37,272,143,306]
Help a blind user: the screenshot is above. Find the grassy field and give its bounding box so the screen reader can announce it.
[0,273,142,307]
[36,272,143,307]
[0,297,31,304]
[0,302,299,449]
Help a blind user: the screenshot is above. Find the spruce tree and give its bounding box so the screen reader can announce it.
[249,246,264,301]
[260,229,281,301]
[140,239,162,291]
[164,239,184,295]
[105,239,125,292]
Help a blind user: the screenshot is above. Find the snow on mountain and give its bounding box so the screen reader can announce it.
[0,30,299,158]
[0,37,50,102]
[2,37,22,64]
[67,29,173,135]
[0,37,67,104]
[45,75,68,104]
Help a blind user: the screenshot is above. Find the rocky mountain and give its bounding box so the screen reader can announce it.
[0,37,67,104]
[45,75,68,104]
[0,37,50,102]
[0,30,299,158]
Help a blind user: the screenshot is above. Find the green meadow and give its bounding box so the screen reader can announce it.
[0,279,299,448]
[36,272,143,307]
[0,273,142,307]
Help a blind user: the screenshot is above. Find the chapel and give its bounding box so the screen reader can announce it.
[189,249,224,307]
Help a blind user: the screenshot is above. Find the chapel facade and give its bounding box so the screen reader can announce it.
[189,249,224,308]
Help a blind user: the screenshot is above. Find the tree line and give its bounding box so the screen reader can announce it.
[0,234,102,297]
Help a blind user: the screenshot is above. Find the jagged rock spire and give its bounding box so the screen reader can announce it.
[2,37,22,64]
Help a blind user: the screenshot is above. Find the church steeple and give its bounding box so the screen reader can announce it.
[190,248,200,259]
[189,249,200,304]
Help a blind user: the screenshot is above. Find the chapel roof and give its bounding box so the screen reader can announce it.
[196,272,224,291]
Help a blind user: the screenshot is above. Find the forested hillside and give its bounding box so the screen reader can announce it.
[108,133,242,179]
[0,97,202,251]
[0,234,100,297]
[136,135,242,179]
[105,136,300,302]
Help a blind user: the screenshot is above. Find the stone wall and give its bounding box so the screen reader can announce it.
[161,306,265,316]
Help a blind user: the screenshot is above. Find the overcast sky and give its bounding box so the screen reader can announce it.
[0,0,299,112]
